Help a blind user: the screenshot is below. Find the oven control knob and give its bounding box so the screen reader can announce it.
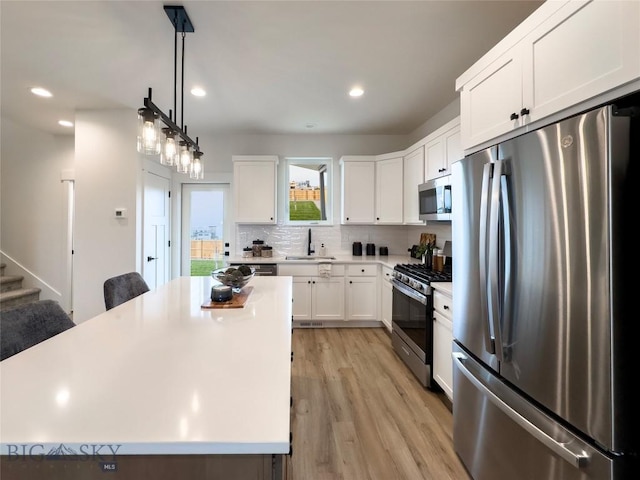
[416,284,424,293]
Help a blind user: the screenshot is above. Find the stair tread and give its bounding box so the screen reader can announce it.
[0,287,41,300]
[0,275,24,283]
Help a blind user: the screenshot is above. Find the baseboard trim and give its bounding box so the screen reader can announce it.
[293,320,383,329]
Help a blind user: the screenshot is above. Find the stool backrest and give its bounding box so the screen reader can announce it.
[1,300,75,361]
[103,272,150,310]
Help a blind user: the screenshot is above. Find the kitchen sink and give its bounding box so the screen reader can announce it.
[285,255,336,260]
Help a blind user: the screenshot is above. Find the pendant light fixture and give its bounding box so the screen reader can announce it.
[190,151,204,179]
[137,5,204,178]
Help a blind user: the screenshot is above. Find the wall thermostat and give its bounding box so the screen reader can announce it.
[114,208,127,219]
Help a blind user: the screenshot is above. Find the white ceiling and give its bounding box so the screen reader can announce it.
[1,1,543,137]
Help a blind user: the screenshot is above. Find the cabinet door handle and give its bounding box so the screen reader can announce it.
[349,280,353,284]
[439,168,447,173]
[444,305,450,310]
[361,269,365,272]
[307,280,311,284]
[510,112,519,121]
[520,107,530,116]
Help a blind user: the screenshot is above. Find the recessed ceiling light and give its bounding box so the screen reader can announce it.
[190,87,206,97]
[58,120,74,127]
[349,87,364,97]
[31,87,52,97]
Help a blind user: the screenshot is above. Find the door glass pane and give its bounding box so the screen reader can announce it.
[182,184,229,276]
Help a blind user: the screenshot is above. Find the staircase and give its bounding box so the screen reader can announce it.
[0,263,41,311]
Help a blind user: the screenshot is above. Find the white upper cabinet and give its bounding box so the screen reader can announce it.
[521,0,640,123]
[457,0,640,151]
[424,118,461,181]
[375,154,403,224]
[403,146,424,224]
[340,156,375,224]
[459,48,524,150]
[232,155,278,224]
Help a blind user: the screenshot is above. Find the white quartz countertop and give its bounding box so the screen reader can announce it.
[0,276,293,455]
[228,254,422,269]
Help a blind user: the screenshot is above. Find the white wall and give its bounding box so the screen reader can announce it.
[0,118,74,304]
[73,109,142,322]
[407,97,460,146]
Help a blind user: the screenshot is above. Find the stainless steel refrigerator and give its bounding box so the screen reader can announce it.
[451,103,638,480]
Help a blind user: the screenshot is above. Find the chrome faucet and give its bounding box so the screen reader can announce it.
[307,228,314,256]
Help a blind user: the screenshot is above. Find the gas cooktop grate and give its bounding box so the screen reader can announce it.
[394,264,452,283]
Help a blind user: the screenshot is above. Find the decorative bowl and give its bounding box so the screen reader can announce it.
[211,266,255,292]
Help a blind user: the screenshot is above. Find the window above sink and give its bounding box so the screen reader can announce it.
[284,157,333,226]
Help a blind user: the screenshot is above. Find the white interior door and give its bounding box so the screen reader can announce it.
[181,184,230,276]
[143,172,171,289]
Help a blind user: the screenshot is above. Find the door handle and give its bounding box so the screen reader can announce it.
[147,256,157,262]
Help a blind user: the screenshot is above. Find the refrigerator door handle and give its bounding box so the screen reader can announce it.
[452,352,590,469]
[500,171,513,359]
[488,160,504,361]
[479,162,495,354]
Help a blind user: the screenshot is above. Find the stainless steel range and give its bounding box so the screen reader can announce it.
[391,263,452,388]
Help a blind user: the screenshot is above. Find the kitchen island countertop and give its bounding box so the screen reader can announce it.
[0,276,293,456]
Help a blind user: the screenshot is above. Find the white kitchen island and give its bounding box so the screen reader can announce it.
[0,276,293,479]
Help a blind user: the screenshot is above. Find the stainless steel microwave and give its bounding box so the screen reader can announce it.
[418,176,452,221]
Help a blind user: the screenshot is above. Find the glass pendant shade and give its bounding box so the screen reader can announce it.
[137,108,161,155]
[190,152,204,179]
[177,142,192,173]
[160,128,178,166]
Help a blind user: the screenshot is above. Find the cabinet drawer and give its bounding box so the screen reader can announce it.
[279,264,344,277]
[345,264,377,276]
[433,309,453,331]
[433,290,453,319]
[381,266,394,283]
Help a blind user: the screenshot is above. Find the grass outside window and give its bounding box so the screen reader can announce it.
[289,201,321,221]
[191,259,226,276]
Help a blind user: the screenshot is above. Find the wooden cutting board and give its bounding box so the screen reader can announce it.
[201,286,253,309]
[420,233,436,246]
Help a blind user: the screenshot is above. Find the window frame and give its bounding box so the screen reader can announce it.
[283,157,333,226]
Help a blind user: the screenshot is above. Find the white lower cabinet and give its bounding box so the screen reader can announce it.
[345,264,378,321]
[312,276,345,320]
[432,288,453,401]
[290,276,344,321]
[290,276,312,321]
[280,264,345,322]
[380,266,393,332]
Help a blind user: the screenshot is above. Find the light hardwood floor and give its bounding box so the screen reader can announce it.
[290,327,471,480]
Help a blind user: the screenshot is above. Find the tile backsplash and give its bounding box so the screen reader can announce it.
[235,223,452,258]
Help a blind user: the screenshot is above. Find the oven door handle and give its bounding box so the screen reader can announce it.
[392,279,427,305]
